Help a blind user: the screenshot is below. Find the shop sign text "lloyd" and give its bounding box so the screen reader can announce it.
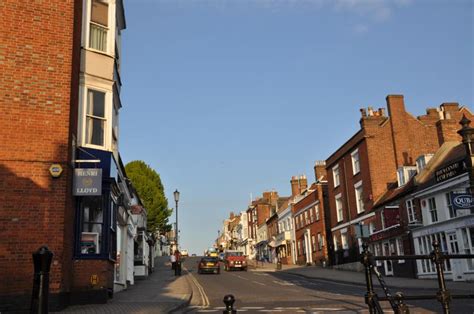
[73,168,102,196]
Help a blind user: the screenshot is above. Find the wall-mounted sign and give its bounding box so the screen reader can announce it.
[435,160,467,183]
[90,274,99,286]
[73,168,102,196]
[451,192,474,211]
[49,164,63,178]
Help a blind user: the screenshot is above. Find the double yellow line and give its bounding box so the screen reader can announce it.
[184,266,210,308]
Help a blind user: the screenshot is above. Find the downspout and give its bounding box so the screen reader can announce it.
[342,156,354,253]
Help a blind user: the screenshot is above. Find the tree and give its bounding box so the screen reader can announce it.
[125,160,172,233]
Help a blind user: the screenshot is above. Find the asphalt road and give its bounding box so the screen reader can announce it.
[181,257,473,314]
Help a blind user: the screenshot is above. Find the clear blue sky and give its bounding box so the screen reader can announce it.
[119,0,473,255]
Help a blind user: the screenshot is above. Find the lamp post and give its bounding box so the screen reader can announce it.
[174,189,180,251]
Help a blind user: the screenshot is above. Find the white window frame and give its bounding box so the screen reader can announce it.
[406,199,416,223]
[315,204,320,221]
[341,232,348,250]
[79,84,113,150]
[445,192,456,219]
[351,148,360,175]
[332,164,340,187]
[311,234,316,252]
[84,0,115,56]
[354,181,364,214]
[428,197,438,223]
[396,238,405,264]
[335,193,343,222]
[318,233,324,250]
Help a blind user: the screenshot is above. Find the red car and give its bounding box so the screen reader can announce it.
[223,250,247,271]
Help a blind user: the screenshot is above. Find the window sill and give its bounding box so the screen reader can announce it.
[85,46,115,59]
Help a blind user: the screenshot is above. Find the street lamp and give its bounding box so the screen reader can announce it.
[173,189,180,251]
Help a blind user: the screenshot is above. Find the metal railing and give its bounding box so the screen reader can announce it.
[361,241,474,314]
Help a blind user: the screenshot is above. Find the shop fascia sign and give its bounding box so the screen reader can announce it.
[73,168,102,196]
[451,191,474,211]
[435,160,467,183]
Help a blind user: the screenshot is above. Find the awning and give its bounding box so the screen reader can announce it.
[268,240,276,248]
[255,240,268,247]
[274,239,287,247]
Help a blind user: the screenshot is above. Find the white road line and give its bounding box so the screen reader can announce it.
[252,281,266,286]
[272,280,294,286]
[235,275,249,280]
[242,306,265,309]
[310,308,344,311]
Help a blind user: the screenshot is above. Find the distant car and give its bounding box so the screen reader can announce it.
[191,253,197,257]
[198,257,220,274]
[181,250,189,257]
[224,250,247,271]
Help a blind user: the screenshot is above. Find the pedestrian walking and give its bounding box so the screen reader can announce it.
[170,253,177,271]
[174,250,182,276]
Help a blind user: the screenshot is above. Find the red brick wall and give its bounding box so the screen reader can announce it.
[73,260,114,292]
[0,0,80,296]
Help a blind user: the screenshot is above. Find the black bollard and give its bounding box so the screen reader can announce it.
[31,246,53,314]
[223,294,237,314]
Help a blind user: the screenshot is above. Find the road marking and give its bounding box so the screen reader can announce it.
[252,281,266,286]
[233,274,249,280]
[186,267,210,308]
[310,308,344,311]
[272,280,294,286]
[242,306,264,309]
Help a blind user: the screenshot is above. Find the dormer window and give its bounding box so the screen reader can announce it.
[416,154,434,173]
[397,166,417,187]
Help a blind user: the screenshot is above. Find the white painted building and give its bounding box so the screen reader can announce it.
[411,141,474,281]
[276,203,296,264]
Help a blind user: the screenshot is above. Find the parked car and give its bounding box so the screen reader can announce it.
[223,250,247,271]
[197,257,220,274]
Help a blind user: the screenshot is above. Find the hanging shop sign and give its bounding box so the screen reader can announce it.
[451,191,474,211]
[73,168,102,196]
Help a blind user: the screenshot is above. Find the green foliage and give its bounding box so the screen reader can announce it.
[125,160,172,233]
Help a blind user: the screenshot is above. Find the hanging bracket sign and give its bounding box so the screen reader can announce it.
[73,168,102,196]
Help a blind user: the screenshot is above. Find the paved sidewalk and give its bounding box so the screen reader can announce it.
[250,261,474,293]
[57,257,192,313]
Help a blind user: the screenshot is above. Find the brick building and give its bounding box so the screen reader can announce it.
[0,0,130,311]
[325,95,472,267]
[292,169,330,266]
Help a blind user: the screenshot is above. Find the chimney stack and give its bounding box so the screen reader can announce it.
[314,160,327,182]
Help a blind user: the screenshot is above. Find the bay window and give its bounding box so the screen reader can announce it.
[86,89,107,147]
[90,0,109,52]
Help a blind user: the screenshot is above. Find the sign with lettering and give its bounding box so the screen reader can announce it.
[73,168,102,196]
[435,160,467,183]
[451,192,474,210]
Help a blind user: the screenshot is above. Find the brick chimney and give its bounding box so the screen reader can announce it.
[386,94,409,167]
[314,160,327,182]
[299,175,308,191]
[290,176,300,197]
[291,175,307,197]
